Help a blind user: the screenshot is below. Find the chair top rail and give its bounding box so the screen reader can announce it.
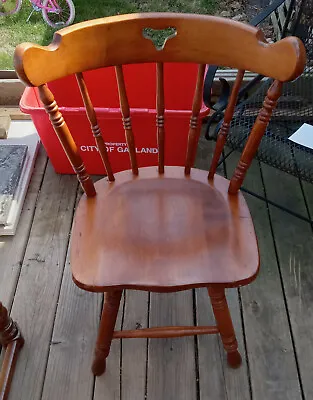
[14,13,306,87]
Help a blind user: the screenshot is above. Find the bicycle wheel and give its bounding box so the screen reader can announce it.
[0,0,22,16]
[42,0,75,28]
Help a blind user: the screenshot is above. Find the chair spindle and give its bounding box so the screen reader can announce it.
[115,65,138,175]
[228,79,283,194]
[185,64,206,175]
[38,84,96,197]
[76,72,115,182]
[156,62,165,174]
[208,69,245,180]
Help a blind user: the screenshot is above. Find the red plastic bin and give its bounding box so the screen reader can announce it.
[20,63,210,174]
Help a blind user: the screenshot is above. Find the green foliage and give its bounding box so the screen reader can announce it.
[0,0,217,69]
[143,27,177,51]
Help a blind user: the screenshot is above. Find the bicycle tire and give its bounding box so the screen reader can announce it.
[42,0,75,28]
[0,0,22,16]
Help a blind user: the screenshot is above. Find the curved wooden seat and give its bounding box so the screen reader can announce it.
[71,166,259,292]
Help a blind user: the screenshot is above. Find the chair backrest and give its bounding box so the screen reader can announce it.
[14,13,306,197]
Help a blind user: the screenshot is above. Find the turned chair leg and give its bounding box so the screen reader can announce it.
[92,291,122,376]
[0,302,24,400]
[208,286,242,368]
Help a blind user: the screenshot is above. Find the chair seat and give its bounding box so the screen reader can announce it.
[71,166,259,292]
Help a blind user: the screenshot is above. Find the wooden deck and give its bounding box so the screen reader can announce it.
[1,135,313,400]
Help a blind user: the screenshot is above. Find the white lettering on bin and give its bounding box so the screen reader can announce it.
[80,144,158,154]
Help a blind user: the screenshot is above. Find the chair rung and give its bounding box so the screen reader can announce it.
[113,325,218,339]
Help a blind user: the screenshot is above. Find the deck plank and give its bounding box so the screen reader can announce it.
[121,290,149,400]
[39,180,124,400]
[0,146,47,308]
[195,141,250,400]
[196,288,226,399]
[41,248,101,400]
[262,165,313,400]
[261,165,307,216]
[242,194,302,400]
[147,291,197,400]
[8,162,78,400]
[196,288,251,400]
[225,154,302,400]
[42,186,100,400]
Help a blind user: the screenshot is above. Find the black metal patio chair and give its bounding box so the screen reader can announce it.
[204,0,313,184]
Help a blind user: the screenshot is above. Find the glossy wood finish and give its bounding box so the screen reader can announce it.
[37,85,96,196]
[115,65,138,175]
[208,69,245,180]
[4,139,313,399]
[185,64,206,175]
[71,166,259,292]
[208,287,242,368]
[113,325,219,338]
[13,13,306,380]
[92,291,122,376]
[229,80,283,194]
[0,303,24,400]
[4,143,312,399]
[14,14,306,87]
[76,72,115,181]
[156,62,165,174]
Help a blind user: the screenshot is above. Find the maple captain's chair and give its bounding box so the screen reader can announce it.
[14,13,305,377]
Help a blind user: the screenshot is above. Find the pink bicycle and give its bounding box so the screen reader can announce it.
[0,0,75,28]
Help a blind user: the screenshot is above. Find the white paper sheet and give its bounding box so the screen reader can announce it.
[288,123,313,150]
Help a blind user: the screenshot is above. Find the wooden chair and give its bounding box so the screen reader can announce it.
[14,13,305,377]
[0,302,24,400]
